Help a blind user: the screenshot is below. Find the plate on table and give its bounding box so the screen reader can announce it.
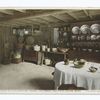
[88,66,98,73]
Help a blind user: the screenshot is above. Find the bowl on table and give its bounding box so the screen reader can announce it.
[89,66,98,73]
[73,59,86,68]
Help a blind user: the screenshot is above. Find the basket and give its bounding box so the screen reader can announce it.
[73,61,85,68]
[12,58,22,64]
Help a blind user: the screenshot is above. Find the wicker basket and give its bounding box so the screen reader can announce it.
[12,58,22,64]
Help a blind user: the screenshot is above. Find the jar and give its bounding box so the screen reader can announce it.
[44,58,51,65]
[34,45,40,51]
[47,48,50,52]
[42,45,47,51]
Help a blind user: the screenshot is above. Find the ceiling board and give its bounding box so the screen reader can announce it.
[0,9,100,26]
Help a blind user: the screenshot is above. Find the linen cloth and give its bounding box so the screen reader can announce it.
[54,61,100,90]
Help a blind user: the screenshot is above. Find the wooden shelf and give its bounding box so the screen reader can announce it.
[42,51,68,55]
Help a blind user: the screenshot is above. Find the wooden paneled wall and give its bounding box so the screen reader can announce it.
[36,25,53,46]
[0,25,53,63]
[0,26,13,63]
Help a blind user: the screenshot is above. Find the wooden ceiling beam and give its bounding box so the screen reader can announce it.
[0,20,33,26]
[30,18,50,24]
[0,10,71,22]
[51,15,68,23]
[65,11,79,20]
[50,16,65,23]
[27,19,48,25]
[14,9,26,13]
[15,19,42,26]
[0,22,16,26]
[0,10,81,24]
[3,19,38,25]
[0,10,13,15]
[40,16,59,23]
[21,19,43,25]
[36,17,52,23]
[83,10,93,19]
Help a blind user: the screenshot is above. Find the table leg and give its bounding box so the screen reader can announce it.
[41,52,44,65]
[54,84,59,90]
[64,53,66,60]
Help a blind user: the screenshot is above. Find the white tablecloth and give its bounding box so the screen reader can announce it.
[54,61,100,90]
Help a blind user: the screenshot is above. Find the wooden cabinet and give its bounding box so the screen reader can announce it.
[42,51,68,66]
[22,49,42,64]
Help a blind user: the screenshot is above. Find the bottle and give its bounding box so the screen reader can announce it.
[64,58,69,65]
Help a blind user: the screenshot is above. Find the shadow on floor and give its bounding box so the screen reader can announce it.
[28,78,85,90]
[59,84,86,90]
[29,78,55,90]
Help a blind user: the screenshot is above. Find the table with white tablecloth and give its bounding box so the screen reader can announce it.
[54,61,100,90]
